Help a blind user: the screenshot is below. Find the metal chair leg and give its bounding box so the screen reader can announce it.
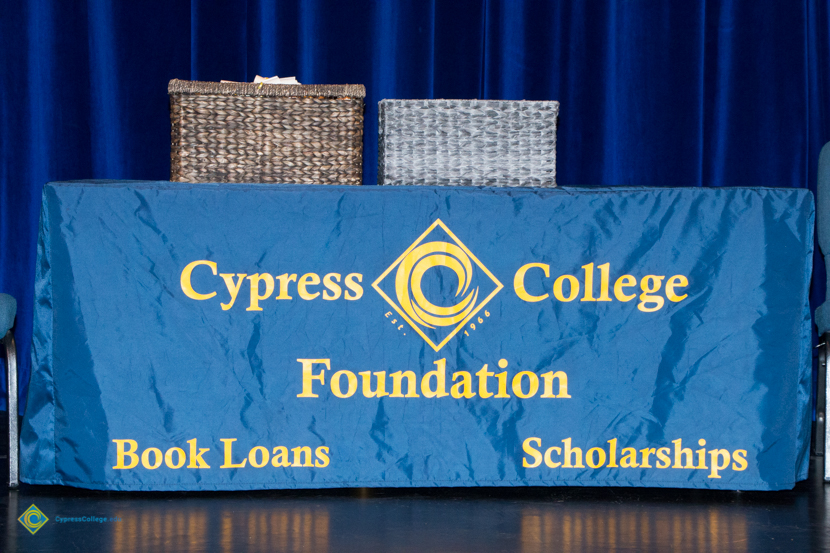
[3,331,17,488]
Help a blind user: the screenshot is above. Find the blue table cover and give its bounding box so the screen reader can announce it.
[21,181,814,491]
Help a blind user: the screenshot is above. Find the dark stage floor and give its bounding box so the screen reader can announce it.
[0,454,827,552]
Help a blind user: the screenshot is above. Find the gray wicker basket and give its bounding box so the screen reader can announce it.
[378,99,558,187]
[169,79,365,185]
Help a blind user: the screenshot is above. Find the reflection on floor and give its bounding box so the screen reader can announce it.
[1,457,824,552]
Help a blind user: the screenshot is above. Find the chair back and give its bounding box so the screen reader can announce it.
[0,293,16,336]
[816,143,830,334]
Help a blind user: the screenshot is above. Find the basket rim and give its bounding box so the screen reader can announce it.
[168,79,366,99]
[379,98,559,107]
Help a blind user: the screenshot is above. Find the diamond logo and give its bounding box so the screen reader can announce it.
[19,504,49,535]
[373,219,503,351]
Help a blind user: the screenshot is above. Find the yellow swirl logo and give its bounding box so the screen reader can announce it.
[19,504,49,534]
[373,219,503,351]
[395,241,479,328]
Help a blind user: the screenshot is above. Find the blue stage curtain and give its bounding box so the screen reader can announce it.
[2,0,830,412]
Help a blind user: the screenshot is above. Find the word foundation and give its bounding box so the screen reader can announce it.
[297,358,570,399]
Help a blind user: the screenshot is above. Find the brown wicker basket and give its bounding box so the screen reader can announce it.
[169,79,365,185]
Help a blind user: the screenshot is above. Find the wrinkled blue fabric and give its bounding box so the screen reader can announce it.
[3,1,830,415]
[21,181,813,491]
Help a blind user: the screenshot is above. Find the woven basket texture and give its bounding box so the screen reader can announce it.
[169,79,365,185]
[378,99,559,187]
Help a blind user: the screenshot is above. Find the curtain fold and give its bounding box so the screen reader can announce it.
[1,0,828,411]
